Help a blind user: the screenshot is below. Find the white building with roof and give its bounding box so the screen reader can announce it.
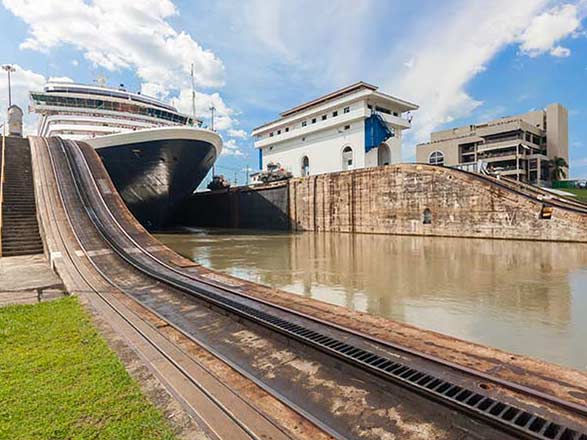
[252,82,418,177]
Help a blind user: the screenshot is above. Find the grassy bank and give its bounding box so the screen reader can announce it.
[0,296,175,440]
[558,188,587,204]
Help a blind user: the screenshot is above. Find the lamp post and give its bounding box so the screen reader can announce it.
[2,65,16,107]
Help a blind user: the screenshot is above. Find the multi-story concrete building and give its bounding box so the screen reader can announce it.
[252,82,418,177]
[416,104,568,185]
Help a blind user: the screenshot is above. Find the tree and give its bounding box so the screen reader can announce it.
[548,156,568,181]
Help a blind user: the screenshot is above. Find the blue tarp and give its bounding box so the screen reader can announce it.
[364,113,394,153]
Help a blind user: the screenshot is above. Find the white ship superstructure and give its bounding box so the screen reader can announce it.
[30,82,196,140]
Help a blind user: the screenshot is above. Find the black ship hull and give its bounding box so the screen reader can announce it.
[93,130,219,230]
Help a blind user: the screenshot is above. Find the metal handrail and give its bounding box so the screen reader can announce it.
[0,124,6,257]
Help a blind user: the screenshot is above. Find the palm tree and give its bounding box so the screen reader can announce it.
[548,156,568,181]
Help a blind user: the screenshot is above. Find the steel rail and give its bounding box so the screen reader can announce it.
[63,138,587,440]
[428,163,587,215]
[72,138,587,420]
[55,137,346,440]
[42,137,289,440]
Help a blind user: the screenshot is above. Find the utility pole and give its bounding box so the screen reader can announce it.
[2,65,16,107]
[209,104,216,131]
[245,165,250,185]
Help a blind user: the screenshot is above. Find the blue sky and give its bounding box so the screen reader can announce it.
[1,0,587,182]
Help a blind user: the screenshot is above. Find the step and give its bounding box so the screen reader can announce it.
[2,248,44,257]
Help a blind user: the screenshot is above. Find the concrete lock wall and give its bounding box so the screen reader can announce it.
[177,181,290,230]
[181,164,587,242]
[288,164,587,242]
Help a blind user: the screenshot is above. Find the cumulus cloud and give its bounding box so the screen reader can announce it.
[518,3,582,57]
[222,139,244,157]
[3,0,225,95]
[386,0,548,148]
[169,88,235,131]
[227,128,248,139]
[0,64,46,134]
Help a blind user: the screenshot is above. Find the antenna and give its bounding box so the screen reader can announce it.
[191,63,196,126]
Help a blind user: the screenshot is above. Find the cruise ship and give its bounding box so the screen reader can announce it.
[30,82,222,230]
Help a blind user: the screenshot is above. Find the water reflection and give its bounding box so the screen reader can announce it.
[156,229,587,370]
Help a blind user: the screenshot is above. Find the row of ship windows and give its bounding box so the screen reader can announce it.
[32,94,192,125]
[268,106,352,138]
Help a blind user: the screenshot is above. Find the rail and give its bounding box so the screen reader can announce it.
[0,126,6,257]
[40,137,302,440]
[58,137,587,440]
[425,163,587,215]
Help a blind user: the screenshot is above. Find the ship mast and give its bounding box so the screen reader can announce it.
[190,63,196,126]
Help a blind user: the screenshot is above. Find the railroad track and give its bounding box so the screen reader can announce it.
[37,136,313,440]
[49,135,587,440]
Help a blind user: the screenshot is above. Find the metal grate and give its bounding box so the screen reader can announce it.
[62,141,587,440]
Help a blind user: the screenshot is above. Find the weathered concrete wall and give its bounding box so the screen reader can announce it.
[180,164,587,242]
[289,164,587,242]
[177,181,290,230]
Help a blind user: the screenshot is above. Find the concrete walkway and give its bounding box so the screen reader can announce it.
[0,254,67,307]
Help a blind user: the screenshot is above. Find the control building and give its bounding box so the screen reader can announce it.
[252,82,418,177]
[416,104,568,185]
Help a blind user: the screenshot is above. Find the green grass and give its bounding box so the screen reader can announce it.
[557,188,587,204]
[0,296,176,440]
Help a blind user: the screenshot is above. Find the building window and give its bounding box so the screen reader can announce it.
[393,112,399,117]
[423,208,432,224]
[302,121,307,127]
[277,130,281,135]
[285,127,289,132]
[343,106,350,114]
[332,111,338,117]
[269,132,274,137]
[344,125,350,130]
[429,151,445,166]
[342,146,353,171]
[322,115,327,121]
[312,118,317,124]
[301,156,310,177]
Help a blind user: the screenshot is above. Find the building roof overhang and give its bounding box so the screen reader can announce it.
[252,81,418,134]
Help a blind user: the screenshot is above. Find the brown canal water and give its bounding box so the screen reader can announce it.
[156,229,587,371]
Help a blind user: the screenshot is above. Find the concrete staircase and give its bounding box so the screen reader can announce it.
[1,137,44,257]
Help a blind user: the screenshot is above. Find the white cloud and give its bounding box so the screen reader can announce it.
[170,88,235,131]
[550,45,572,57]
[222,139,244,157]
[3,0,225,95]
[518,4,582,57]
[4,0,239,132]
[0,64,46,134]
[227,128,248,139]
[384,0,548,149]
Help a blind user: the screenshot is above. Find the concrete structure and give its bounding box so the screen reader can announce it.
[252,82,418,177]
[181,164,587,242]
[416,104,568,185]
[7,105,23,137]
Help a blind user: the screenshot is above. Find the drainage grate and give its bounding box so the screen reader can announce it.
[63,141,587,440]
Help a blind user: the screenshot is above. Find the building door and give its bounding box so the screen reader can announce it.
[378,143,391,166]
[301,156,310,176]
[342,146,353,171]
